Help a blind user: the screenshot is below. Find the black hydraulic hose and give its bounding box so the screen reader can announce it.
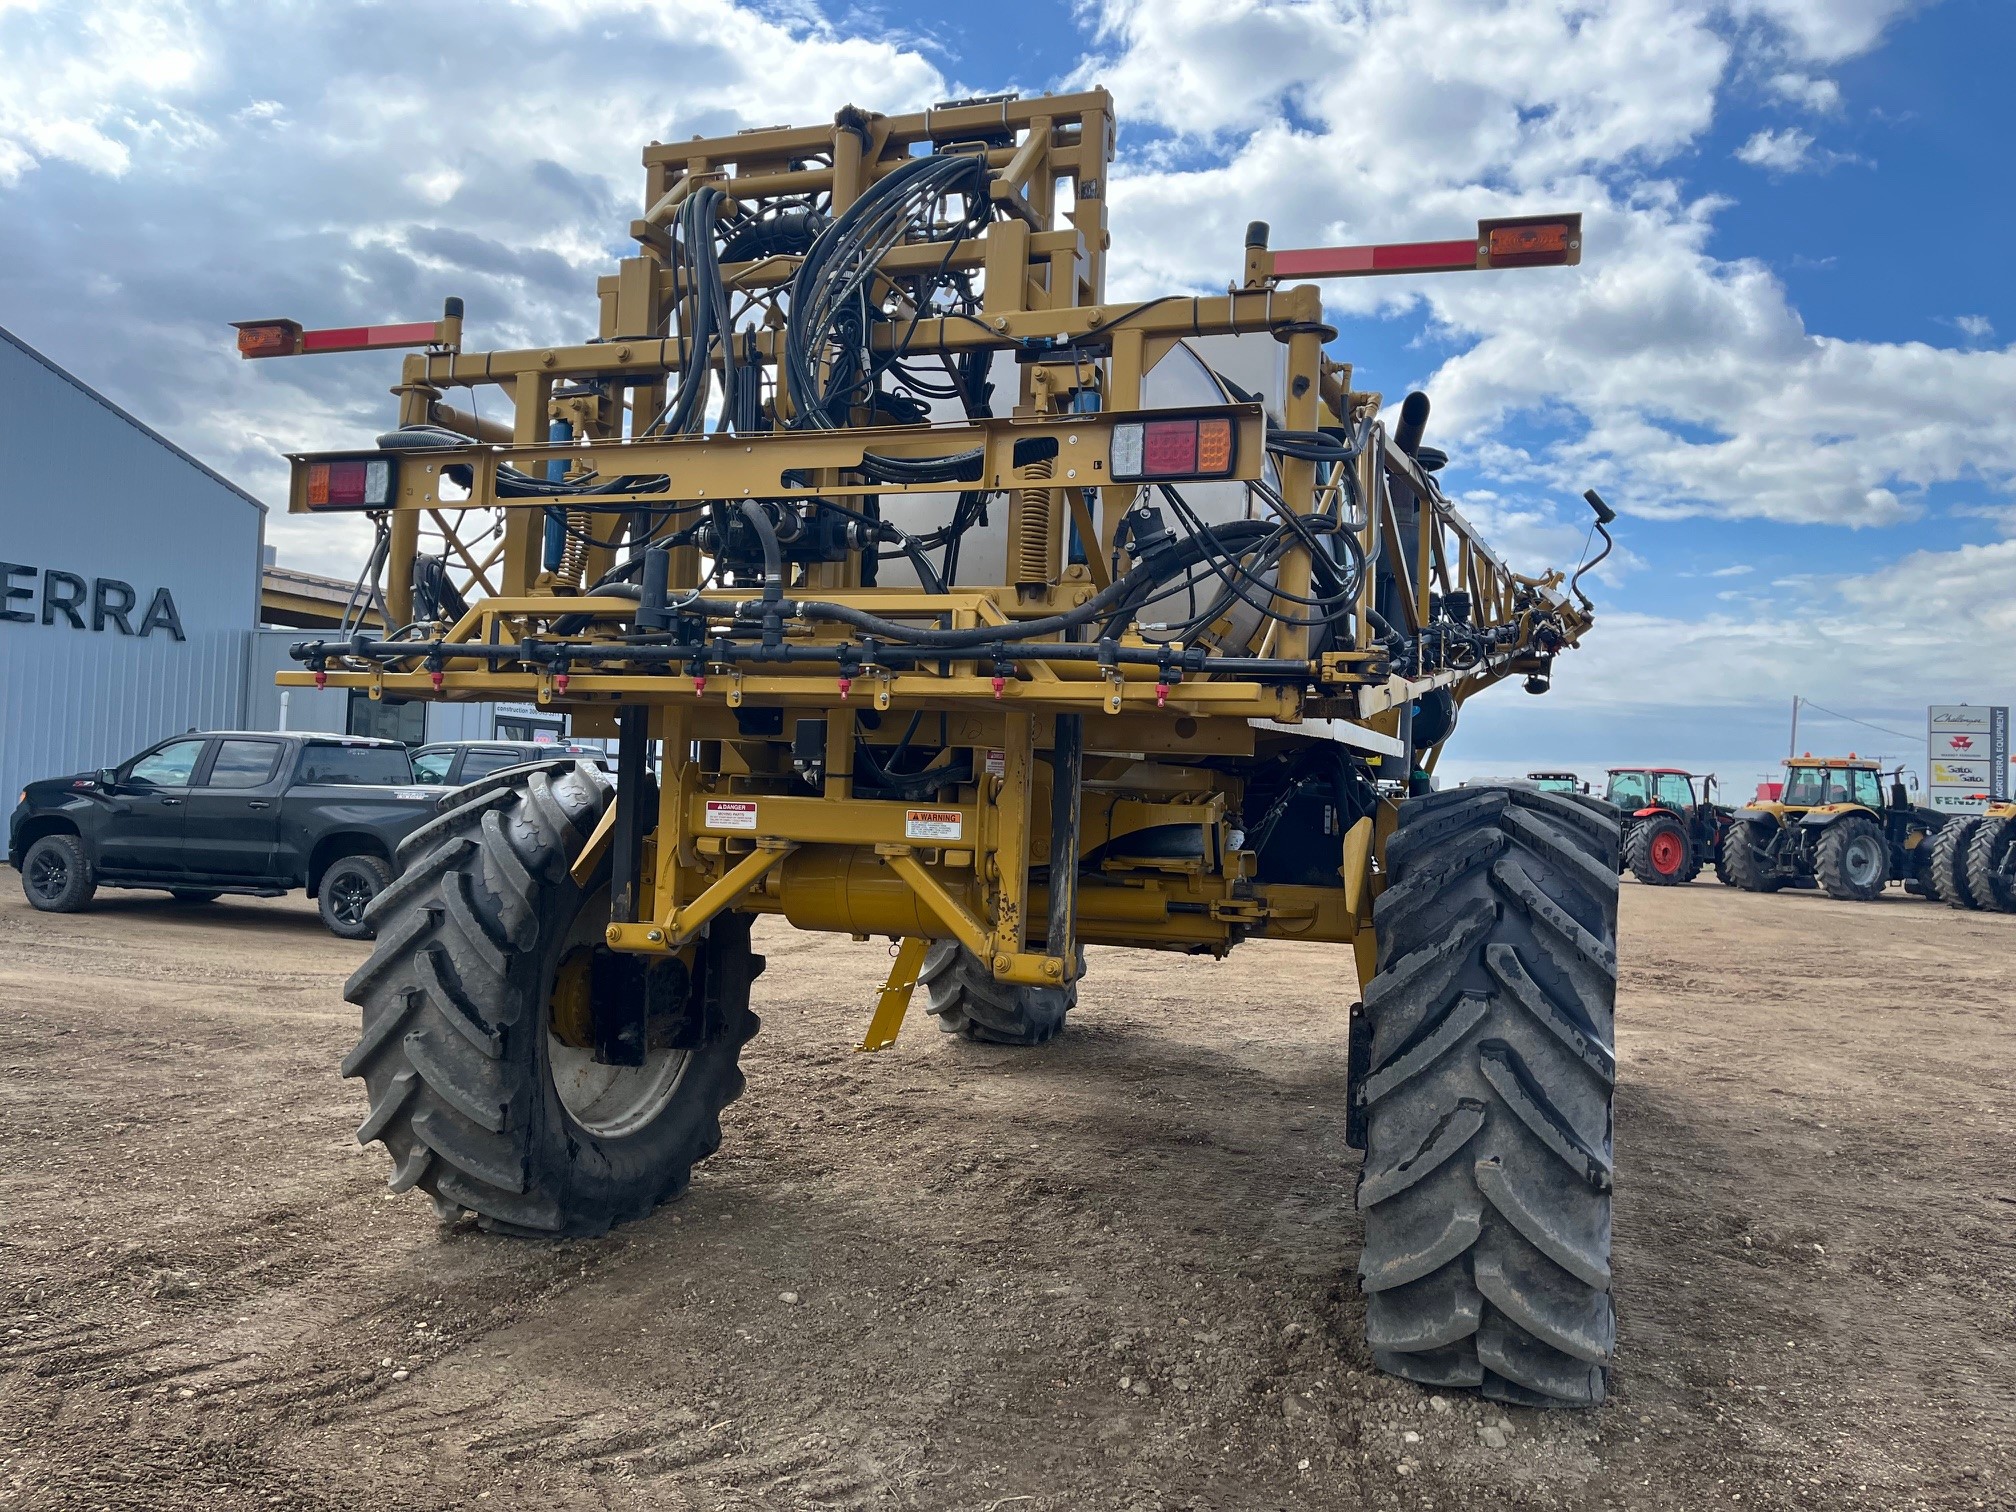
[773,520,1278,650]
[291,633,1294,680]
[1571,489,1617,611]
[738,500,784,603]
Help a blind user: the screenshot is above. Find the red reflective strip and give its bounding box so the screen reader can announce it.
[1373,238,1478,271]
[298,321,441,352]
[1272,245,1374,277]
[1273,238,1478,278]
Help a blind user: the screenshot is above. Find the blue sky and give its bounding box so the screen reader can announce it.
[1,0,2010,791]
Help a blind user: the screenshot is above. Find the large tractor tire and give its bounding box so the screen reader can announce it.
[1722,822,1782,893]
[1815,817,1888,902]
[1358,785,1618,1407]
[1928,818,1983,909]
[1623,816,1690,886]
[1966,815,2016,913]
[921,939,1077,1045]
[1710,834,1736,887]
[341,760,759,1236]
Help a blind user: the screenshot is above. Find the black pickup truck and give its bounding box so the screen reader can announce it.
[9,732,444,938]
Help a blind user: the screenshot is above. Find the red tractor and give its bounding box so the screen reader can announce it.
[1603,768,1733,886]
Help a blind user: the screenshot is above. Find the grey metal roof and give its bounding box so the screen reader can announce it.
[0,322,268,516]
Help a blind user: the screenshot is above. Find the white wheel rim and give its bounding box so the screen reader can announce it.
[1844,835,1884,888]
[547,885,692,1139]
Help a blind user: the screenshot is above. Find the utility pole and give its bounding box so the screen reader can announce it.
[1787,695,1800,759]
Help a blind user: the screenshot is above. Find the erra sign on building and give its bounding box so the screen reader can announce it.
[0,561,185,640]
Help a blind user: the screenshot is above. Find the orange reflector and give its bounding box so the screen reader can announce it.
[305,462,331,506]
[235,321,299,358]
[1196,417,1233,474]
[1486,221,1572,268]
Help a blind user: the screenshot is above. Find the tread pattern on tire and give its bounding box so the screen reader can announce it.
[1814,816,1885,901]
[1722,822,1781,893]
[340,761,758,1236]
[1965,815,2016,913]
[921,940,1077,1045]
[1927,819,1981,909]
[1359,785,1618,1407]
[320,852,393,938]
[20,833,95,913]
[1623,817,1688,887]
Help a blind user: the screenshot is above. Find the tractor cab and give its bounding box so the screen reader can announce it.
[1605,768,1708,812]
[1525,771,1587,795]
[1772,757,1884,815]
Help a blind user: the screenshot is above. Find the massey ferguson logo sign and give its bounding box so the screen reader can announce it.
[1926,704,2009,814]
[0,561,184,640]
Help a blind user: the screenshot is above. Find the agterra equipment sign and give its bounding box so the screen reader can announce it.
[1926,705,2011,813]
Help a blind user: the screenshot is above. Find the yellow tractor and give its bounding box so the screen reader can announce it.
[1723,755,1942,900]
[240,92,1615,1405]
[1929,797,2016,912]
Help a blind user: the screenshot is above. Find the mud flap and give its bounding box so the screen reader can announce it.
[1346,999,1371,1150]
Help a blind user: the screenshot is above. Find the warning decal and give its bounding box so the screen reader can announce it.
[904,808,964,841]
[704,800,758,831]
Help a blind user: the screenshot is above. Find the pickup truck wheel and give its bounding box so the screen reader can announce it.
[22,834,95,913]
[340,761,759,1237]
[320,854,393,939]
[168,889,223,905]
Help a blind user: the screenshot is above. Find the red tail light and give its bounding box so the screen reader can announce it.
[1111,416,1238,483]
[304,455,397,510]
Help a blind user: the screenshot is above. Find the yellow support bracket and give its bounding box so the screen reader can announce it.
[606,840,795,953]
[569,800,620,887]
[880,847,1065,989]
[857,935,930,1053]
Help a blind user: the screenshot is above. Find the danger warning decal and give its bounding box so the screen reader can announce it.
[904,808,964,842]
[704,800,758,831]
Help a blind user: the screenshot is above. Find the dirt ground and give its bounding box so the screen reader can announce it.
[1,873,2011,1512]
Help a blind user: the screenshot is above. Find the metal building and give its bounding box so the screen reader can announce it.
[0,324,265,804]
[1,326,592,799]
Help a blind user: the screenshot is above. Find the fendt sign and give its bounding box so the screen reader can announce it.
[0,561,185,640]
[1926,704,2010,814]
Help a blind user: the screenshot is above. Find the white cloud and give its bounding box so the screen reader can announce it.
[0,0,951,575]
[1766,71,1844,112]
[1735,125,1815,171]
[1067,0,2013,546]
[1729,0,1920,63]
[1945,314,1994,343]
[1709,564,1754,577]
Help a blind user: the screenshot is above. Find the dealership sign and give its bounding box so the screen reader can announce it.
[1926,704,2010,814]
[0,561,184,640]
